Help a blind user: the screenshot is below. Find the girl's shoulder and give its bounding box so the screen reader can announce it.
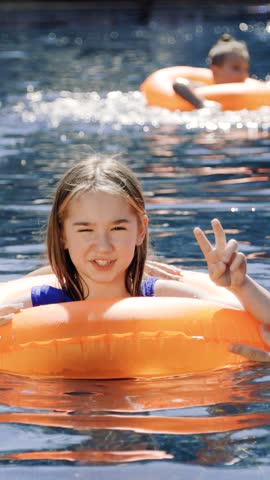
[154,278,210,299]
[141,277,158,297]
[154,278,187,297]
[31,285,72,306]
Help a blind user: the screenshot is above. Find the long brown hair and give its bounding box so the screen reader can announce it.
[46,156,148,300]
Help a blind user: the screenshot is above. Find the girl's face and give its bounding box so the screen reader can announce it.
[211,54,249,84]
[62,190,148,298]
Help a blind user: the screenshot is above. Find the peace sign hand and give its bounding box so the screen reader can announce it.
[193,218,247,289]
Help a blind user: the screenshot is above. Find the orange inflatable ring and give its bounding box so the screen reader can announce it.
[140,66,270,111]
[0,292,267,379]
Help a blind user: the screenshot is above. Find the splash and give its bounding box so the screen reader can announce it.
[6,89,270,138]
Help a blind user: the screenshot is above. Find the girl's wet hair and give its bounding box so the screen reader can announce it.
[208,33,250,66]
[46,156,148,300]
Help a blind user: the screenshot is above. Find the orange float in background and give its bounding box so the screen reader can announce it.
[140,66,270,111]
[0,294,267,379]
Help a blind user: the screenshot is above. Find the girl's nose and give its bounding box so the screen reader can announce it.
[95,233,113,252]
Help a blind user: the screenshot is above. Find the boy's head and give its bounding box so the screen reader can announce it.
[208,34,250,84]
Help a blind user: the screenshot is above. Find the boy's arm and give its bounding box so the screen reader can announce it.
[173,78,205,109]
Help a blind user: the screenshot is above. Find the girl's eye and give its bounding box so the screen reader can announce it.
[112,226,126,231]
[78,229,93,233]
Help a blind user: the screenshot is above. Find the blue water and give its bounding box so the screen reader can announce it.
[1,3,270,479]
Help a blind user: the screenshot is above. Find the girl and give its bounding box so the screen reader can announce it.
[1,155,270,364]
[1,155,235,309]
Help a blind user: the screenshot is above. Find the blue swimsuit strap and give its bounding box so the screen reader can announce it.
[141,277,158,297]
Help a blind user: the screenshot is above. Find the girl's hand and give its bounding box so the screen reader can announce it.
[0,304,23,326]
[145,260,182,281]
[193,218,247,289]
[230,325,270,362]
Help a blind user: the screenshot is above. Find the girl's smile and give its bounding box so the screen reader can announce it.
[90,259,116,271]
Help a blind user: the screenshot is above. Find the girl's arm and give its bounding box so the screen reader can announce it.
[0,303,24,326]
[0,274,57,323]
[24,265,53,277]
[154,277,242,308]
[0,283,33,310]
[194,218,270,362]
[193,218,270,324]
[229,327,270,362]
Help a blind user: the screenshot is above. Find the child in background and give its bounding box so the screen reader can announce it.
[0,156,270,364]
[173,33,251,109]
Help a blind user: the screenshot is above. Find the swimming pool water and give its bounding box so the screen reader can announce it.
[0,3,270,479]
